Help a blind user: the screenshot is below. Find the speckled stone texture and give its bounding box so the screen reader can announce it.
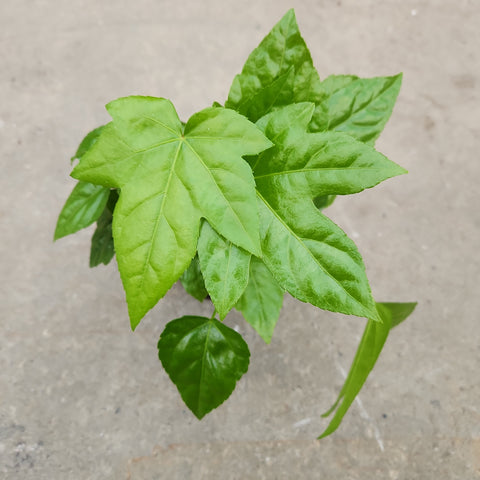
[1,1,479,478]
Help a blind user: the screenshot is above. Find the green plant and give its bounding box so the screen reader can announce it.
[55,9,416,438]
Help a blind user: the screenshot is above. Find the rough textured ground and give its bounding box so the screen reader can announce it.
[1,0,479,478]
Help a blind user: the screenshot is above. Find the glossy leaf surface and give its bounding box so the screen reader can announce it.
[318,302,417,438]
[89,189,118,267]
[54,181,110,240]
[158,316,250,419]
[236,256,284,343]
[251,103,406,321]
[71,96,272,329]
[180,256,208,302]
[313,74,403,144]
[197,222,251,320]
[226,9,323,124]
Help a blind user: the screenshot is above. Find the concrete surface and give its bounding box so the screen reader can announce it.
[1,0,479,478]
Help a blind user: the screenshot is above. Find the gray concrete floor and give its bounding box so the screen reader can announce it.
[1,0,479,478]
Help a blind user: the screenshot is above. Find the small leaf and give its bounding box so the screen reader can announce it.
[313,195,337,211]
[197,222,251,320]
[158,315,250,419]
[180,256,208,302]
[226,9,323,122]
[236,256,284,343]
[71,125,105,163]
[311,74,403,145]
[89,189,118,267]
[54,181,110,241]
[318,301,417,439]
[71,96,272,329]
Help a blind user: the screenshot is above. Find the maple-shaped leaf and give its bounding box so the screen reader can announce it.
[225,9,324,124]
[71,96,272,329]
[251,103,406,322]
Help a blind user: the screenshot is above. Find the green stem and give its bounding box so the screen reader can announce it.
[210,308,217,320]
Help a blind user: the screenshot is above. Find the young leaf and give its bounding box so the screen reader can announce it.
[313,194,337,211]
[318,301,417,439]
[89,189,118,267]
[236,256,284,343]
[226,9,323,123]
[197,222,251,320]
[71,96,272,329]
[158,315,250,419]
[54,181,110,240]
[180,255,208,302]
[71,125,105,163]
[311,74,403,145]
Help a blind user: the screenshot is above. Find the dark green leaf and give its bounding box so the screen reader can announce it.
[89,189,118,267]
[158,315,250,419]
[236,256,284,343]
[197,222,251,320]
[180,256,208,302]
[54,181,110,241]
[313,195,337,210]
[225,9,323,123]
[318,301,417,439]
[71,96,272,329]
[311,74,403,144]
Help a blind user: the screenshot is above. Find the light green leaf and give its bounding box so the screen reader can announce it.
[236,256,284,343]
[197,222,251,320]
[180,255,208,302]
[254,103,407,197]
[312,74,403,144]
[89,189,118,267]
[225,9,323,123]
[318,301,417,439]
[257,193,380,321]
[71,96,272,329]
[249,103,407,322]
[158,315,250,419]
[54,181,110,241]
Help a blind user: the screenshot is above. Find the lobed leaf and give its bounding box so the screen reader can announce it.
[249,103,407,322]
[318,302,417,438]
[158,315,250,419]
[72,96,272,329]
[197,222,251,320]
